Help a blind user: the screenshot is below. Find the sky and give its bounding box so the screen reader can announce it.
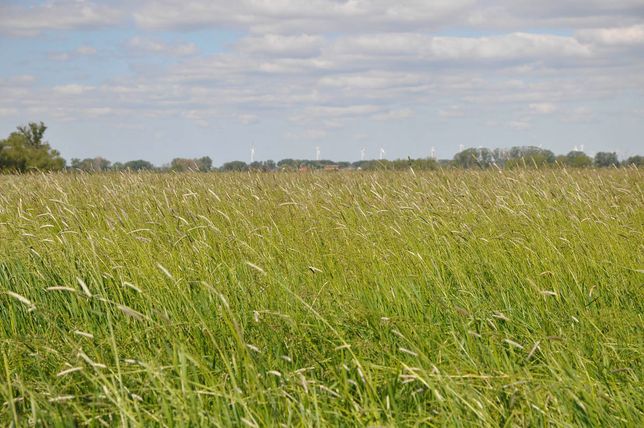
[1,1,643,165]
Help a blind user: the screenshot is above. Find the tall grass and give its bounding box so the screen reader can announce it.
[0,169,642,426]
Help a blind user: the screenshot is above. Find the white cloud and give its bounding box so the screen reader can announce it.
[0,1,122,36]
[49,52,71,62]
[429,33,592,60]
[576,25,644,46]
[127,37,198,56]
[286,129,328,141]
[133,0,475,33]
[53,84,95,95]
[561,106,594,123]
[529,103,558,114]
[319,72,425,90]
[509,120,532,130]
[76,46,97,55]
[372,108,414,121]
[439,106,465,118]
[0,107,18,117]
[237,34,324,58]
[238,114,259,125]
[48,45,98,62]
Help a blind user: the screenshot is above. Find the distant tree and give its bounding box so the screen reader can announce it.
[196,156,212,172]
[220,160,248,172]
[277,159,299,171]
[352,159,391,171]
[409,158,439,170]
[123,160,155,171]
[453,147,494,168]
[170,158,197,172]
[0,122,65,172]
[171,156,213,172]
[71,157,111,172]
[503,146,555,168]
[249,160,277,172]
[594,152,619,167]
[623,155,644,167]
[17,121,47,147]
[563,151,592,167]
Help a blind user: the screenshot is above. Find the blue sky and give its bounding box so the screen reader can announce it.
[1,1,643,165]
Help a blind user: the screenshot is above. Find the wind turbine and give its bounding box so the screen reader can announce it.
[430,146,437,160]
[360,147,366,161]
[315,146,321,161]
[379,147,385,160]
[250,145,256,163]
[458,144,464,153]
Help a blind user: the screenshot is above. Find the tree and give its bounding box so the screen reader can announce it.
[503,146,555,168]
[453,147,494,168]
[123,160,155,171]
[170,156,212,172]
[594,152,619,167]
[220,161,248,172]
[0,122,65,172]
[277,159,299,171]
[249,160,277,172]
[623,155,643,167]
[71,157,111,172]
[17,121,47,147]
[563,151,592,167]
[170,158,198,172]
[196,156,212,172]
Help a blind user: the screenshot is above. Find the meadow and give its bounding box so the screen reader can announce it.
[0,169,642,426]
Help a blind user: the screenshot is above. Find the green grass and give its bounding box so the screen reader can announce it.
[0,169,642,426]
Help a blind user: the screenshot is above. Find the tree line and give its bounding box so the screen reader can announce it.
[1,122,642,173]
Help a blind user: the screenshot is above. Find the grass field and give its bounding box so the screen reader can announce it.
[0,169,642,426]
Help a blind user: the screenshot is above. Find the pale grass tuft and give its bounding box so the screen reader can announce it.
[5,291,34,309]
[45,286,76,293]
[122,282,142,293]
[492,312,510,321]
[73,330,94,339]
[57,367,83,377]
[398,347,418,357]
[157,264,173,279]
[504,339,524,350]
[48,395,75,403]
[317,384,340,398]
[76,277,92,297]
[527,341,541,360]
[245,261,266,275]
[246,344,261,353]
[117,304,148,321]
[241,417,258,428]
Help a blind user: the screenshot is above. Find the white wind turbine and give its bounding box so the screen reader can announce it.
[315,146,321,161]
[459,144,465,153]
[430,146,437,160]
[379,147,385,160]
[360,147,366,161]
[250,145,256,163]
